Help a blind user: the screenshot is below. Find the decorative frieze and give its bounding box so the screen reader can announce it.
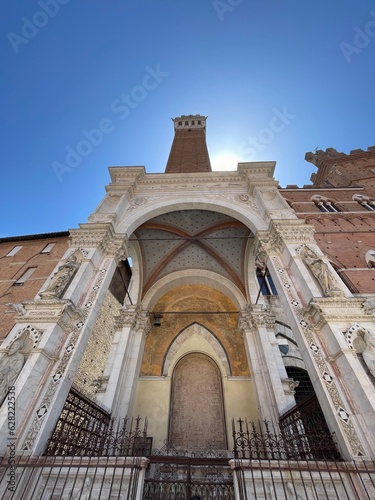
[69,223,116,251]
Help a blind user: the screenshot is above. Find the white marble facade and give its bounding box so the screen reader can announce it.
[1,149,375,498]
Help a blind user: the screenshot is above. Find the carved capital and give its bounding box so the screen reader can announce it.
[237,307,255,336]
[307,297,368,324]
[115,307,151,336]
[255,221,316,259]
[103,235,129,262]
[252,308,276,329]
[255,229,284,256]
[237,305,275,334]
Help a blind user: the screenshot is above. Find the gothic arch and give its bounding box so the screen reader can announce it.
[162,322,231,377]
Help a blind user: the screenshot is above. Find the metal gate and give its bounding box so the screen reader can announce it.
[143,448,234,500]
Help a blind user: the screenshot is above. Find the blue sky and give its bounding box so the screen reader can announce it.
[1,0,374,237]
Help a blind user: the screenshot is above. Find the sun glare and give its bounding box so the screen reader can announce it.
[211,152,245,172]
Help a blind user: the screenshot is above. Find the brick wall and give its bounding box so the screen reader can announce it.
[0,233,69,340]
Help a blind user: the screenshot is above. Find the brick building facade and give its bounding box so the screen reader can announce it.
[281,147,375,294]
[0,233,69,340]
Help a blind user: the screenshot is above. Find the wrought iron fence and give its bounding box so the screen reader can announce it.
[144,456,234,500]
[39,388,375,499]
[232,417,340,461]
[45,389,151,457]
[279,394,341,460]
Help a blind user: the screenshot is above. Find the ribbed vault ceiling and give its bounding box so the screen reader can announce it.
[133,210,252,296]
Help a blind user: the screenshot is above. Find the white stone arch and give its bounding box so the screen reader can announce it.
[142,270,247,311]
[115,198,267,237]
[162,323,231,377]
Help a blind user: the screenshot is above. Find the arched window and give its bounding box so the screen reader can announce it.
[311,194,339,212]
[352,194,375,212]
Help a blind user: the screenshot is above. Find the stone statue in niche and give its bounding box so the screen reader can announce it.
[300,246,341,297]
[39,253,80,299]
[363,331,375,378]
[0,332,33,406]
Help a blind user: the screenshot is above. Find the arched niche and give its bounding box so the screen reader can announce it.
[169,353,227,450]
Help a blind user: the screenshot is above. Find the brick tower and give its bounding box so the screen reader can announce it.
[165,114,211,173]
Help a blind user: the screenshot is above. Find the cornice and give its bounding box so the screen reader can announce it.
[105,167,280,192]
[302,297,375,327]
[238,162,276,179]
[69,226,128,262]
[15,299,85,327]
[108,166,146,184]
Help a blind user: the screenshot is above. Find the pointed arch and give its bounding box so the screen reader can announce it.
[162,322,231,376]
